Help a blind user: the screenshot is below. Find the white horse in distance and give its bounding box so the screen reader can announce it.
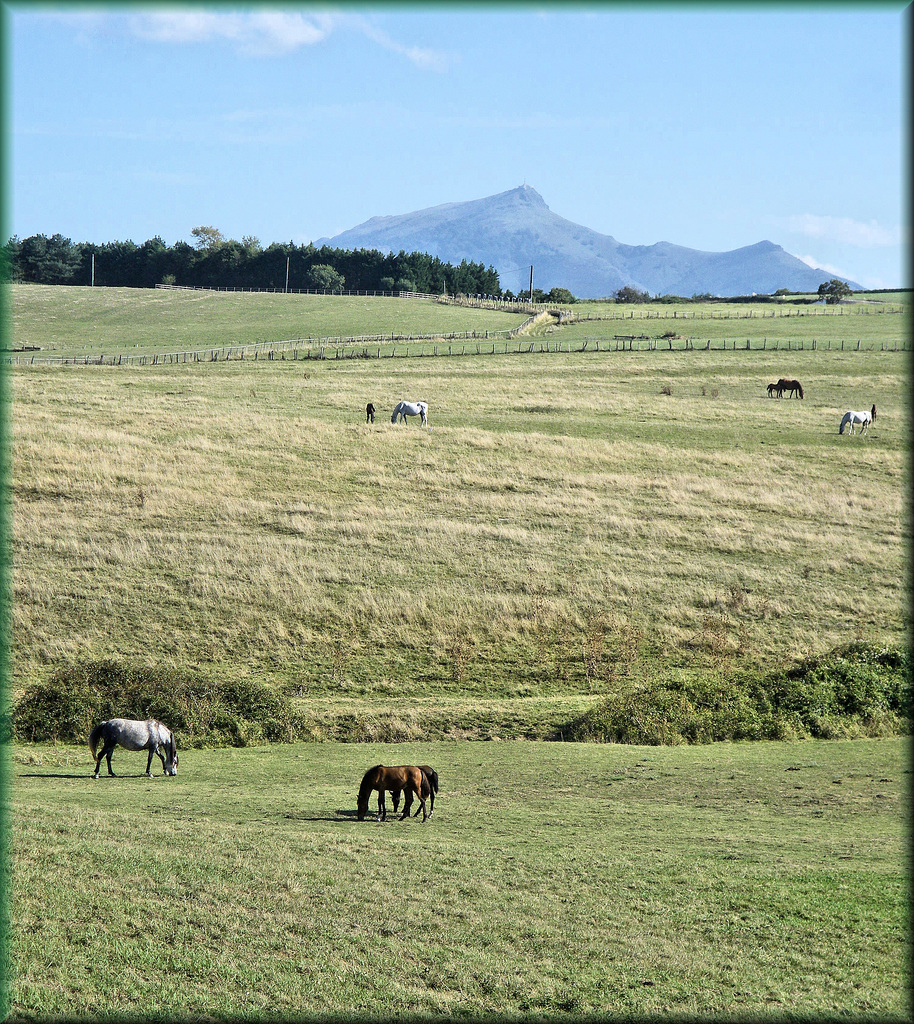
[391,401,428,426]
[839,404,876,435]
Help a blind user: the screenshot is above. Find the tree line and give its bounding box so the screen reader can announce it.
[2,227,503,296]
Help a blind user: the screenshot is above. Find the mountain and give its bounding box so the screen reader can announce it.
[317,185,860,298]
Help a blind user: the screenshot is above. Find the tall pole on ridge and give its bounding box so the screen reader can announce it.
[529,265,534,302]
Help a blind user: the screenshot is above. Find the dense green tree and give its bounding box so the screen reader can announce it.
[817,278,852,304]
[4,230,501,295]
[191,225,226,252]
[307,264,345,291]
[614,285,651,303]
[16,233,82,284]
[3,236,21,281]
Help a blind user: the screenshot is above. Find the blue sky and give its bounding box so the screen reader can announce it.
[5,2,908,289]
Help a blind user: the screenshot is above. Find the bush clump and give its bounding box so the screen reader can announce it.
[566,641,911,745]
[12,659,306,747]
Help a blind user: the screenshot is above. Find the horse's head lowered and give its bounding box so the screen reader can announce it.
[357,766,381,820]
[159,725,179,776]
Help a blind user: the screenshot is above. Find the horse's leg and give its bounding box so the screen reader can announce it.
[401,787,414,820]
[146,747,156,777]
[153,746,169,775]
[93,749,105,779]
[414,776,432,816]
[415,787,427,823]
[104,743,116,776]
[378,791,386,822]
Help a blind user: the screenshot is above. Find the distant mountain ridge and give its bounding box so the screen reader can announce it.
[318,185,860,298]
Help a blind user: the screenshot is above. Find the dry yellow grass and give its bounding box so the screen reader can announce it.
[9,344,907,717]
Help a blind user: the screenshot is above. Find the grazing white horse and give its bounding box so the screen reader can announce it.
[391,401,428,426]
[89,718,178,778]
[839,404,876,435]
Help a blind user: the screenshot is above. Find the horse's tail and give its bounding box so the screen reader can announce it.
[422,767,439,794]
[88,721,107,758]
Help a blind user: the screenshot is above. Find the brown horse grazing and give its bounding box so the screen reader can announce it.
[391,765,439,818]
[357,765,427,822]
[776,378,804,399]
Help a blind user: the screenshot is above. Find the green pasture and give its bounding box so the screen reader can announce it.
[3,286,910,1021]
[8,285,526,358]
[551,307,907,351]
[7,737,909,1020]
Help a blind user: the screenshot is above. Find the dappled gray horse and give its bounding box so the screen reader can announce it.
[89,718,179,778]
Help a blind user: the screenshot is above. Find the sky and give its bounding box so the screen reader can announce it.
[4,2,909,290]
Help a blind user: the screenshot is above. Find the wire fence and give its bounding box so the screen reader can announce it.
[8,328,907,367]
[5,296,908,366]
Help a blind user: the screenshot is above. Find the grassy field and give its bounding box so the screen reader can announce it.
[8,286,908,741]
[7,737,909,1020]
[554,306,908,351]
[8,285,527,358]
[3,286,910,1020]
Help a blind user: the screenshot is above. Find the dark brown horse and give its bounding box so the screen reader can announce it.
[767,382,781,398]
[357,765,427,822]
[776,378,804,399]
[392,765,438,817]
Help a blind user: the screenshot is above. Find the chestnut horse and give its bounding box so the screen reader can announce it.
[392,765,439,817]
[357,765,427,822]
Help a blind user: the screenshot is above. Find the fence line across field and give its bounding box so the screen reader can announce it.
[8,329,908,367]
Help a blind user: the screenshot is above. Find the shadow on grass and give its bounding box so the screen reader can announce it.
[288,809,425,824]
[18,772,177,780]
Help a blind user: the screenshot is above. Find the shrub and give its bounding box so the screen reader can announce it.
[13,659,307,747]
[565,642,911,745]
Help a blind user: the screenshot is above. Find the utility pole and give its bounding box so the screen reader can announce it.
[529,265,534,302]
[91,254,95,287]
[285,256,290,293]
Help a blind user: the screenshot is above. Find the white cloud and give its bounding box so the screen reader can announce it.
[794,254,851,277]
[127,8,333,56]
[794,255,894,291]
[345,14,453,72]
[48,7,451,67]
[785,214,902,249]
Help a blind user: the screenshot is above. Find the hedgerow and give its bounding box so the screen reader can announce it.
[11,659,306,747]
[565,642,911,744]
[11,642,910,747]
